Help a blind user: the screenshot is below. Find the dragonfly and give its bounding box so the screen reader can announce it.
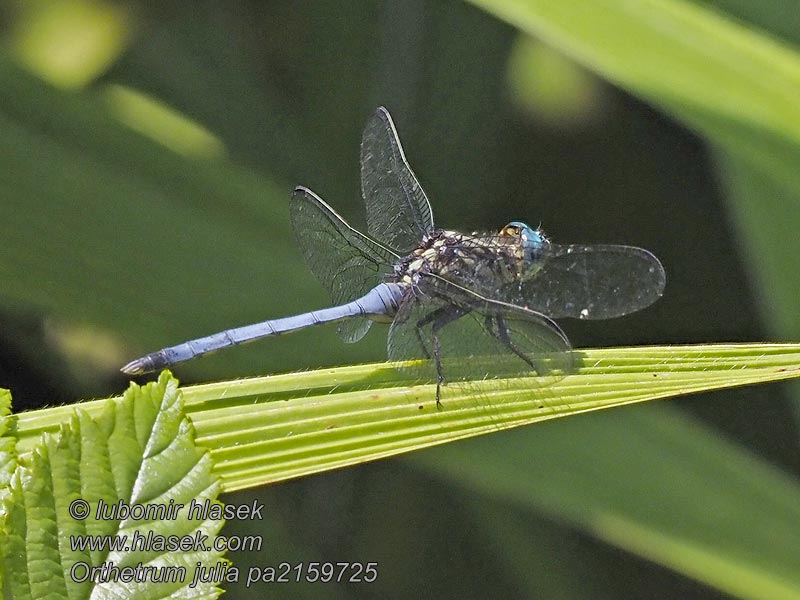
[122,107,666,404]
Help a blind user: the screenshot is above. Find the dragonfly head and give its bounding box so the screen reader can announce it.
[501,221,549,262]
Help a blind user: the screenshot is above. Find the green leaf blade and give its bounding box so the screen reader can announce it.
[171,343,800,490]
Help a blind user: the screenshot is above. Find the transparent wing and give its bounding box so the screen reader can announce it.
[387,289,574,387]
[513,244,666,319]
[439,240,665,321]
[289,186,397,342]
[361,107,435,253]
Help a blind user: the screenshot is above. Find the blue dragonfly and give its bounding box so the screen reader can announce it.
[122,107,666,403]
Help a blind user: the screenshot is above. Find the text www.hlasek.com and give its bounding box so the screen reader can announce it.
[70,530,261,553]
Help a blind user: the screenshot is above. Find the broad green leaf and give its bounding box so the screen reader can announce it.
[1,373,225,600]
[11,343,800,487]
[190,343,800,489]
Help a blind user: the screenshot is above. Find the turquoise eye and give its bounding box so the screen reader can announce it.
[506,221,547,261]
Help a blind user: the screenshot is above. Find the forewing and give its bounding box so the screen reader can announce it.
[418,236,665,321]
[360,107,435,253]
[290,186,397,342]
[512,244,666,320]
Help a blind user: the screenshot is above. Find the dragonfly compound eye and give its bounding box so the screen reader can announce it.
[499,222,547,263]
[516,223,549,262]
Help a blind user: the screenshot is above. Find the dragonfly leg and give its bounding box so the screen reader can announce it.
[413,305,453,359]
[486,315,538,371]
[418,305,470,407]
[413,324,432,360]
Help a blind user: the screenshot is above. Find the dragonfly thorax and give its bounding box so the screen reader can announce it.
[393,229,462,285]
[392,224,549,291]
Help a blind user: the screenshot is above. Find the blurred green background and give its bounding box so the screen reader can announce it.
[2,0,800,598]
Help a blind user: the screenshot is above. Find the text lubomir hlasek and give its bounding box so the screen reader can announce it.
[93,498,264,521]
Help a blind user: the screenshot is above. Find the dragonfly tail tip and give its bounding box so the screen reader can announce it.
[120,358,146,376]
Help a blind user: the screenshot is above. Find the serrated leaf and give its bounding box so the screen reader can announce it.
[0,388,17,484]
[1,372,225,600]
[0,387,18,599]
